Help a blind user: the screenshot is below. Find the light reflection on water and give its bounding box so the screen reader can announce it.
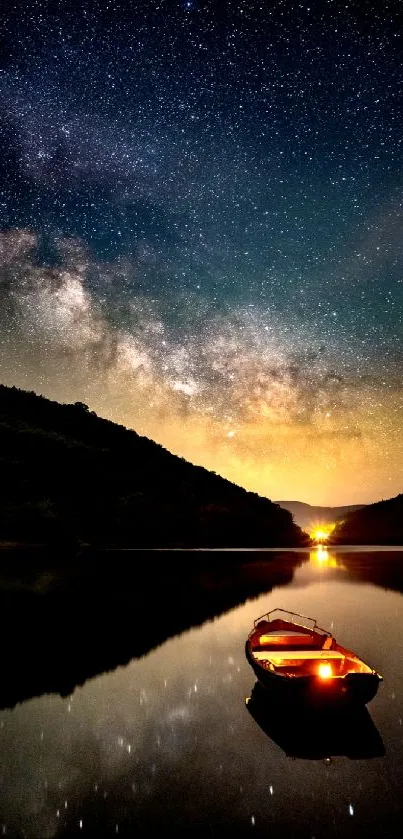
[1,548,403,837]
[310,545,345,568]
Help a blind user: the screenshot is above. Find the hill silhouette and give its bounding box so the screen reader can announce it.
[332,493,403,545]
[0,385,307,547]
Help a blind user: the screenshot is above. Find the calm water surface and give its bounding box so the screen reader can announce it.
[1,547,403,837]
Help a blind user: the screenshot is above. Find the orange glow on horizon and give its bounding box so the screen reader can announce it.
[309,523,336,543]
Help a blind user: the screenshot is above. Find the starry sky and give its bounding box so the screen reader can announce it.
[0,0,402,505]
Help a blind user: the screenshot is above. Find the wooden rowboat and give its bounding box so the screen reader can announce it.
[245,609,382,706]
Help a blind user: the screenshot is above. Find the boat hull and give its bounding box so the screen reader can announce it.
[245,641,381,707]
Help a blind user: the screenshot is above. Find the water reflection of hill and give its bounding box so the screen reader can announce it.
[0,549,306,709]
[344,551,403,595]
[246,682,385,760]
[314,549,403,596]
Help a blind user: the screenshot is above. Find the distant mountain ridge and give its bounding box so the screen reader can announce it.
[0,384,307,548]
[276,500,366,530]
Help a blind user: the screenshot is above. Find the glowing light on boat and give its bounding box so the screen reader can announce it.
[318,663,333,679]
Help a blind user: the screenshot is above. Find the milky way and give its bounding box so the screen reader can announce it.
[1,0,402,504]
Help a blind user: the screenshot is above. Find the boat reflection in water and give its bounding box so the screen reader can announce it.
[246,682,385,760]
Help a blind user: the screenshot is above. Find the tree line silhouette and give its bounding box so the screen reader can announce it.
[0,385,307,548]
[332,494,403,545]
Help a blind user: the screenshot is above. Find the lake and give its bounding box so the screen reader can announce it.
[1,546,403,837]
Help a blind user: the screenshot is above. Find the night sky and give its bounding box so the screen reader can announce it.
[1,0,402,505]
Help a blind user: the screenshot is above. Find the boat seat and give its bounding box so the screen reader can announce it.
[259,631,317,648]
[253,650,344,662]
[259,630,317,647]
